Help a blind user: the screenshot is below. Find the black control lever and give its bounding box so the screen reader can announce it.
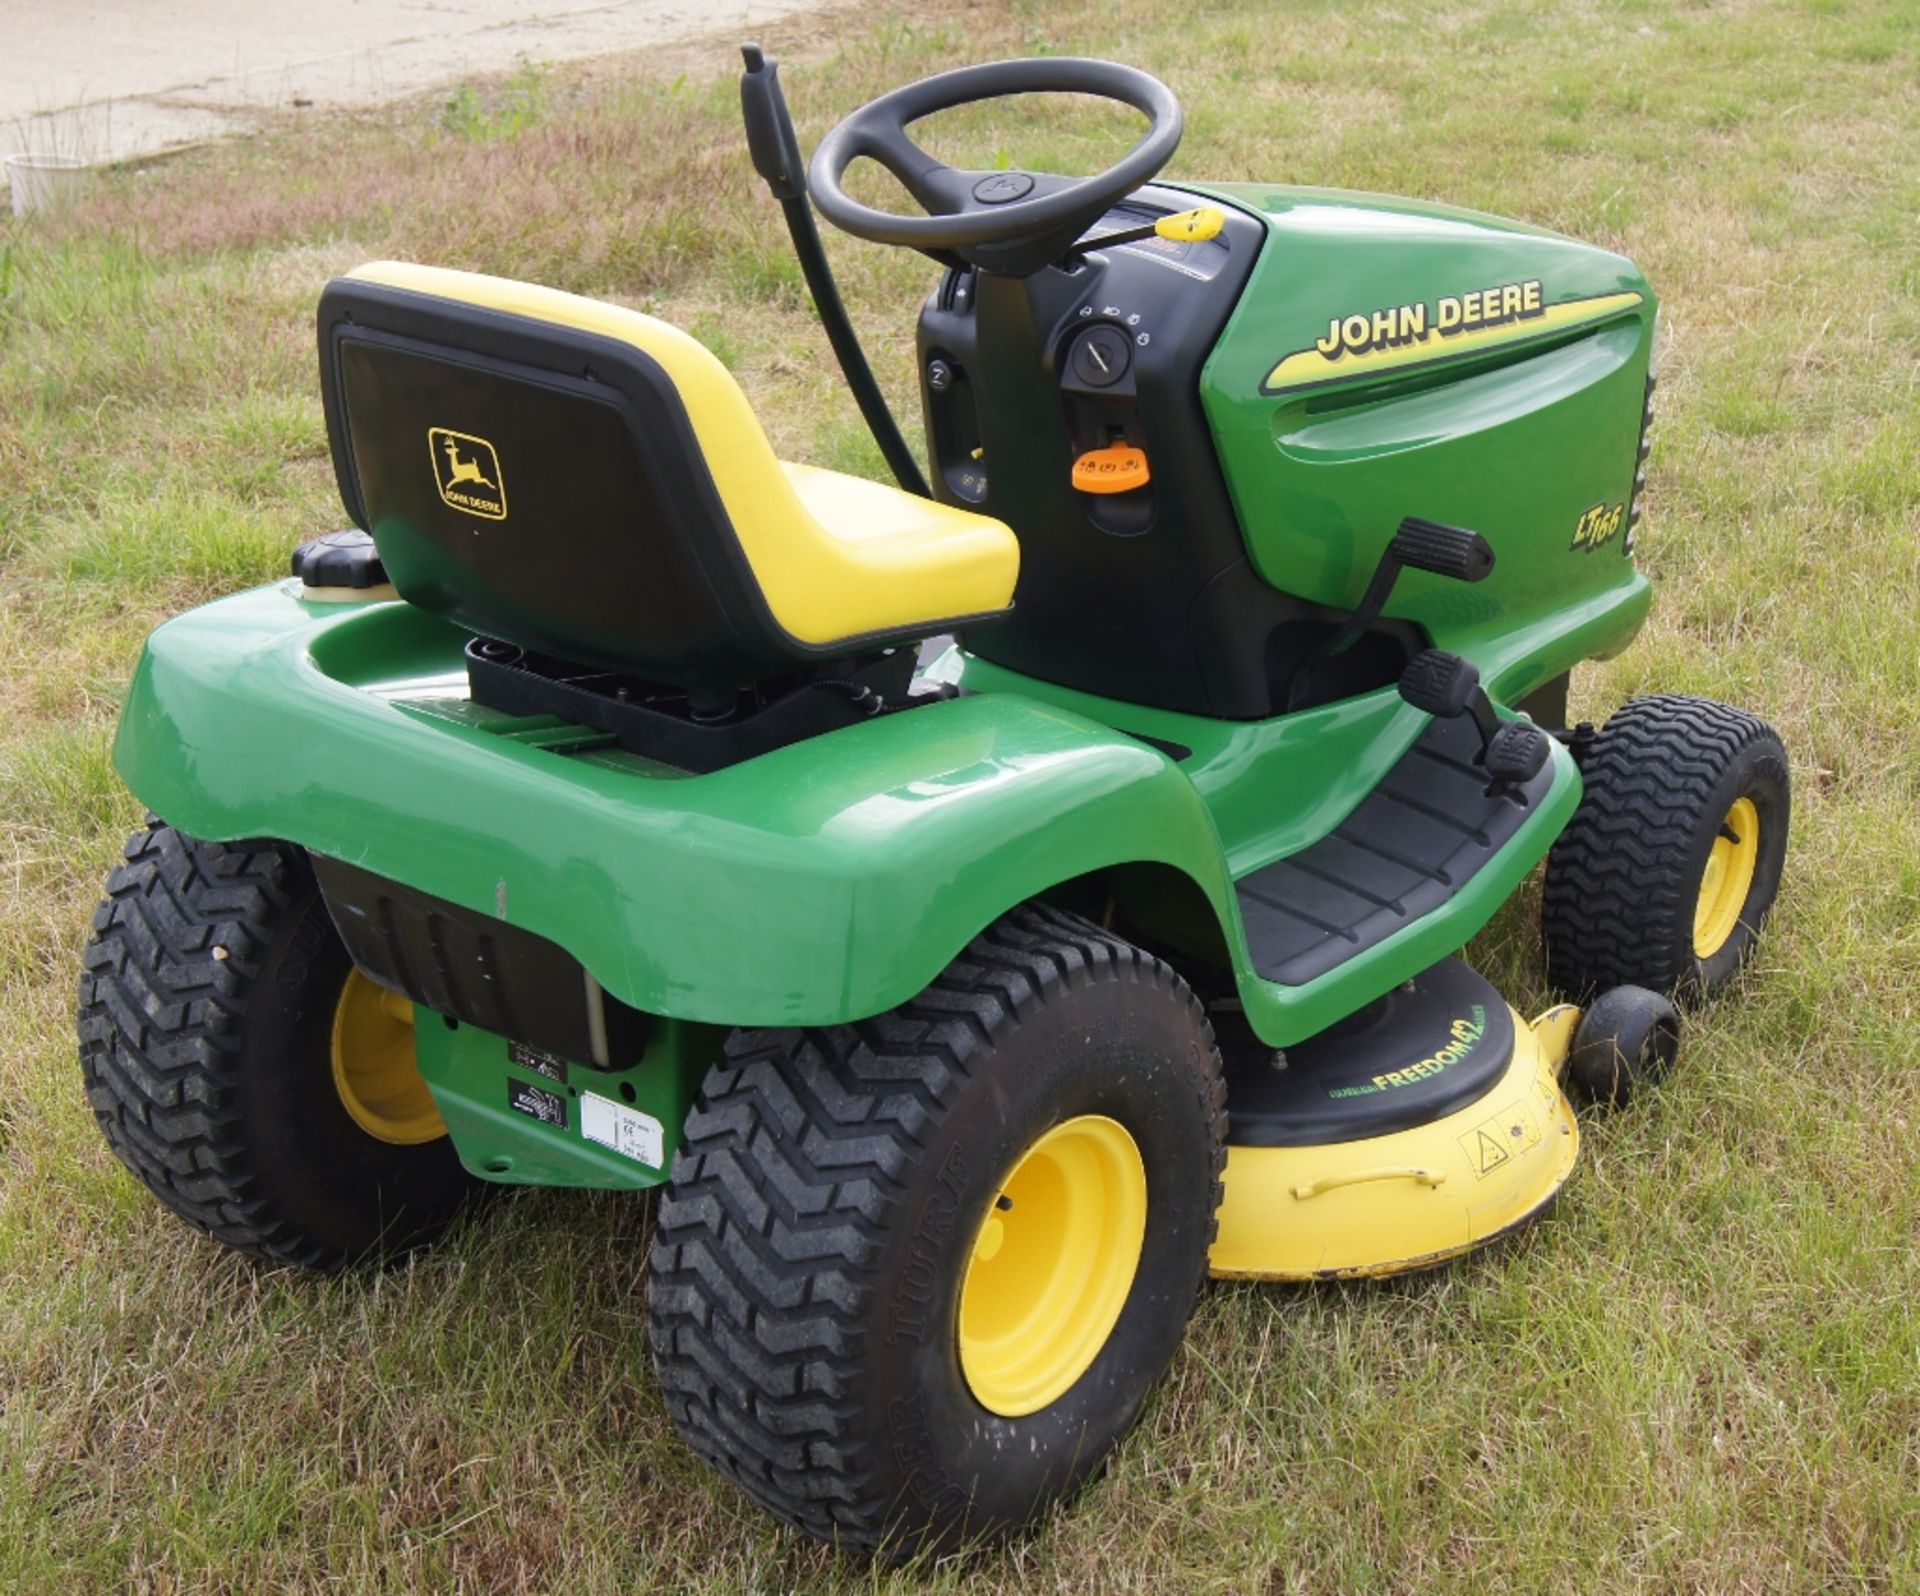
[740,44,931,498]
[1285,517,1494,710]
[1326,517,1494,659]
[1390,516,1497,583]
[1399,648,1550,787]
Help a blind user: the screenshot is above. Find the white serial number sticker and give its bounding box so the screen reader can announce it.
[581,1094,665,1168]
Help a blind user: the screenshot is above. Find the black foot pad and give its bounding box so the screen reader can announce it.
[1225,957,1515,1147]
[1236,713,1554,987]
[1398,648,1480,718]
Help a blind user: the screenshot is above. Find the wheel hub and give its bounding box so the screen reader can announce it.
[1694,795,1760,958]
[958,1113,1147,1418]
[330,969,447,1145]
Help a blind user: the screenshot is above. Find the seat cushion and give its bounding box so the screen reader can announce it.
[337,262,1018,653]
[777,462,1018,640]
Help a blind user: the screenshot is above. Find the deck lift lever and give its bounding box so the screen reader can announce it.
[739,43,932,499]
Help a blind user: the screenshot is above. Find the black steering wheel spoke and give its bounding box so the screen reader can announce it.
[840,110,981,226]
[892,159,978,218]
[807,57,1183,276]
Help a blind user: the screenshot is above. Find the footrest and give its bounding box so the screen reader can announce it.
[1235,712,1554,986]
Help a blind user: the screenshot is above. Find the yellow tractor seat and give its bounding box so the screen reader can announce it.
[316,262,1018,692]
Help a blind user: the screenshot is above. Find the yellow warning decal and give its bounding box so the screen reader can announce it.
[1262,283,1645,395]
[1457,1098,1543,1179]
[429,427,507,521]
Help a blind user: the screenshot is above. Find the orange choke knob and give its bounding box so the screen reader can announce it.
[1071,444,1151,495]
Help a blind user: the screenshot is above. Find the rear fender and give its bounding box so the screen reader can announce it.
[114,584,1239,1028]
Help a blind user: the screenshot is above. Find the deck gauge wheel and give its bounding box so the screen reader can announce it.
[1564,985,1682,1109]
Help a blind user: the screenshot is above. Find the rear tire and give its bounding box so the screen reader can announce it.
[1542,694,1789,1002]
[647,903,1227,1555]
[77,819,480,1271]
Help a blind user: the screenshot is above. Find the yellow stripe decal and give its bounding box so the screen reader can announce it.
[1262,287,1645,395]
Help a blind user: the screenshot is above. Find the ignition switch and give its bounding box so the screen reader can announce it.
[1066,324,1132,389]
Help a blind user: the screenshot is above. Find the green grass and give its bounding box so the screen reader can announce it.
[3,0,1918,1588]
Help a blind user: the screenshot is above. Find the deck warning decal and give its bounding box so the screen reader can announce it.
[507,1079,566,1129]
[1458,1099,1542,1178]
[1472,1129,1511,1176]
[582,1094,665,1169]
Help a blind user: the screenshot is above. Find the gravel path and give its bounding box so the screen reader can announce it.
[1,0,829,163]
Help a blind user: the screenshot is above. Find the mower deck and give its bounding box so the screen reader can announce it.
[1210,983,1581,1280]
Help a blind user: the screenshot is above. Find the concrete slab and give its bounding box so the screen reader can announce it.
[1,0,828,164]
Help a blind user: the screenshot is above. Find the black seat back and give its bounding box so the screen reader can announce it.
[318,265,830,691]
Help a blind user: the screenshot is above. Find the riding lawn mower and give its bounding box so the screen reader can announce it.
[77,48,1791,1555]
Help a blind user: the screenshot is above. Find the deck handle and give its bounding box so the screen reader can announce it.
[1291,1166,1448,1200]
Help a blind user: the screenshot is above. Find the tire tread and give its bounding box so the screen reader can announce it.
[647,902,1227,1549]
[1542,693,1783,999]
[77,818,338,1269]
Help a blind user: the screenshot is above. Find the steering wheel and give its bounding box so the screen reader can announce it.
[807,58,1183,276]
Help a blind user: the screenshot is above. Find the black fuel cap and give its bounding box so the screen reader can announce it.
[292,529,387,589]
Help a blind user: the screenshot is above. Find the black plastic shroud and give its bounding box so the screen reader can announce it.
[313,854,654,1070]
[919,186,1424,719]
[1222,956,1516,1147]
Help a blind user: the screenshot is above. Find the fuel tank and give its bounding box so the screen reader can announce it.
[1191,183,1657,644]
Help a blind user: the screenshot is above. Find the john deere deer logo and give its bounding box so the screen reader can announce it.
[428,428,507,520]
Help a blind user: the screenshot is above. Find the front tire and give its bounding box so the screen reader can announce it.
[77,819,480,1270]
[647,904,1226,1554]
[1542,694,1789,1002]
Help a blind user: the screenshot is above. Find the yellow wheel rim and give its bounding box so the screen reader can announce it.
[958,1114,1147,1418]
[1694,795,1761,959]
[330,969,447,1146]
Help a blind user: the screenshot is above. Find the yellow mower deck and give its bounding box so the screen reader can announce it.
[1210,1006,1580,1281]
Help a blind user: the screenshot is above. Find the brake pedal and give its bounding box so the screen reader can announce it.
[1400,649,1549,788]
[1485,721,1550,784]
[1398,649,1480,718]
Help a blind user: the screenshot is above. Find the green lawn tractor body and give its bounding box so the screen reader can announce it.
[80,50,1790,1556]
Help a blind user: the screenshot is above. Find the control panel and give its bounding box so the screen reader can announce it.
[915,184,1282,714]
[921,186,1251,521]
